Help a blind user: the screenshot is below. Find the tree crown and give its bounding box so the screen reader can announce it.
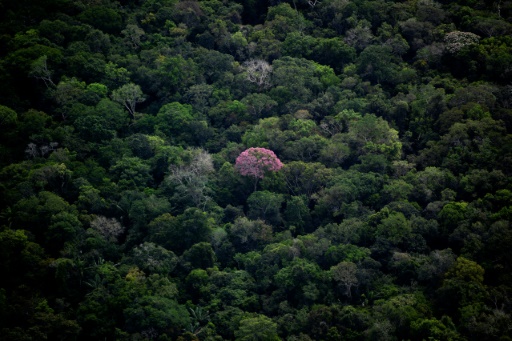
[235,147,283,179]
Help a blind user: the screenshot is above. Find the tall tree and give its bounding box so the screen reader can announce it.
[111,83,146,121]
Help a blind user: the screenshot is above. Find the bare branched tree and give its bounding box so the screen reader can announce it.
[331,261,358,298]
[25,143,38,158]
[25,142,59,158]
[91,216,125,243]
[168,149,214,208]
[40,145,51,157]
[308,0,320,7]
[243,59,273,90]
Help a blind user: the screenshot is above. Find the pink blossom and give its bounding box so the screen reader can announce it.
[235,147,283,179]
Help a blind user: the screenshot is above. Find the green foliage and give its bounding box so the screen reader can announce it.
[0,105,17,128]
[78,6,123,34]
[109,156,151,190]
[346,113,402,162]
[437,257,487,321]
[235,314,280,341]
[124,295,190,335]
[284,195,311,233]
[130,242,179,275]
[111,83,146,120]
[375,211,413,245]
[149,208,213,255]
[156,102,211,145]
[0,0,511,340]
[410,316,460,340]
[181,242,217,270]
[229,217,273,252]
[247,190,284,226]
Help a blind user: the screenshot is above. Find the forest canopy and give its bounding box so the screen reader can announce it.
[1,0,512,340]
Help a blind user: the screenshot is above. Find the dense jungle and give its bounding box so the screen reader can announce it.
[1,0,512,339]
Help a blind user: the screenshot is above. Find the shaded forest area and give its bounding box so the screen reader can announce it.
[1,0,512,339]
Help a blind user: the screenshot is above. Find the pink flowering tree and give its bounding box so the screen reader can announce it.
[235,147,283,190]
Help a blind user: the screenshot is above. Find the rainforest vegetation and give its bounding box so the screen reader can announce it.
[1,0,512,339]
